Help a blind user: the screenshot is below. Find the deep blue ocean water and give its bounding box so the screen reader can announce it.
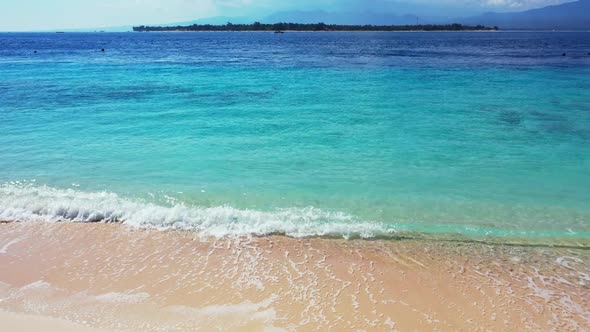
[1,32,589,243]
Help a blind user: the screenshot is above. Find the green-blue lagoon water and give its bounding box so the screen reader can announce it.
[1,32,589,244]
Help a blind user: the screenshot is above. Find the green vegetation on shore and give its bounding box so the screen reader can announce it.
[133,22,498,32]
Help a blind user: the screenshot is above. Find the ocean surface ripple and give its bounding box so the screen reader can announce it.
[1,32,589,244]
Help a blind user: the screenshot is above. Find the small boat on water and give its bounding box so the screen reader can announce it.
[274,30,285,34]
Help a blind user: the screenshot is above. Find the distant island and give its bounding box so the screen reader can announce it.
[133,22,498,32]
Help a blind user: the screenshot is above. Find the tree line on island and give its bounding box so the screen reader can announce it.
[133,22,498,32]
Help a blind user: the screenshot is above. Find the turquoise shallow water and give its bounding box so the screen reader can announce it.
[1,32,589,243]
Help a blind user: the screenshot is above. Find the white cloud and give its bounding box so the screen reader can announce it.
[480,0,566,8]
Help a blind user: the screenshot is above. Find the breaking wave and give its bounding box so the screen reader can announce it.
[0,184,392,239]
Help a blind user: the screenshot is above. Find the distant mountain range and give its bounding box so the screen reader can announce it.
[262,10,427,26]
[160,16,252,26]
[59,0,590,32]
[180,0,590,31]
[458,0,590,30]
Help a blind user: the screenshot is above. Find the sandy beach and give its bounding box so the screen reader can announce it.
[0,311,113,332]
[0,221,588,331]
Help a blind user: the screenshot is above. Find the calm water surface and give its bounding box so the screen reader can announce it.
[1,32,589,243]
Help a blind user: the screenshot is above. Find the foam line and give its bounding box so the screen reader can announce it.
[0,184,391,239]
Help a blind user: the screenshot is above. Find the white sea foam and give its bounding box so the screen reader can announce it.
[0,237,23,254]
[94,292,151,304]
[167,295,277,317]
[20,281,53,291]
[0,184,392,239]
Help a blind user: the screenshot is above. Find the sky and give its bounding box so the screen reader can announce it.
[0,0,575,31]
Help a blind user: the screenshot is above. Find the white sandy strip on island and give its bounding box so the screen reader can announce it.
[0,310,115,332]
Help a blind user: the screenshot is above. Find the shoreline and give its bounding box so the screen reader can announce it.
[133,29,498,33]
[1,219,588,250]
[2,29,588,34]
[1,221,588,331]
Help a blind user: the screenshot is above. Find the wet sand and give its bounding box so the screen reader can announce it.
[0,221,588,331]
[0,311,113,332]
